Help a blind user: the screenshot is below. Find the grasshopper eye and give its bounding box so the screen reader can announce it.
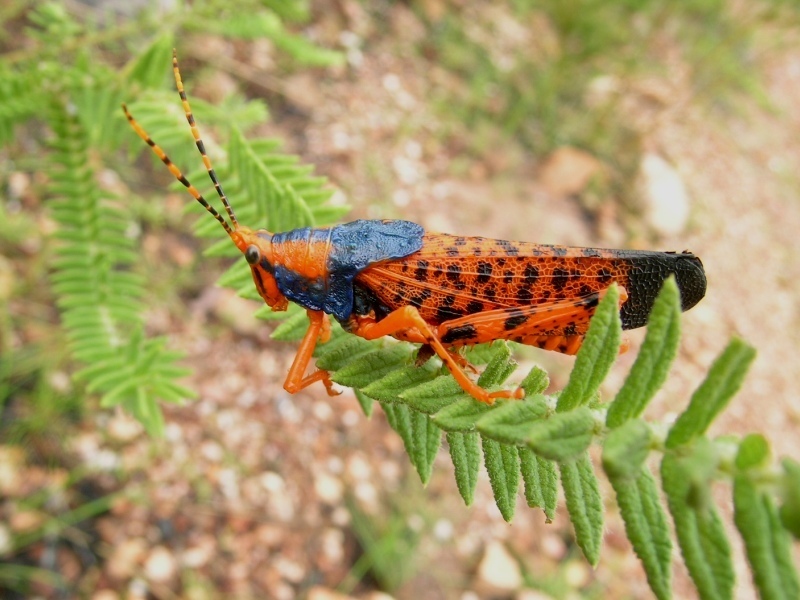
[245,245,261,265]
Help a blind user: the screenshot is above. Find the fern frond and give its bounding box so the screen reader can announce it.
[46,103,192,435]
[47,104,143,353]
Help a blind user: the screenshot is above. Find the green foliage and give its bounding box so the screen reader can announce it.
[560,453,604,567]
[610,466,673,600]
[45,103,193,435]
[662,442,734,600]
[519,447,558,522]
[203,11,345,67]
[482,436,520,522]
[0,65,41,146]
[779,459,800,538]
[602,418,652,480]
[734,469,800,599]
[665,338,756,449]
[1,6,344,591]
[447,431,481,506]
[383,402,441,485]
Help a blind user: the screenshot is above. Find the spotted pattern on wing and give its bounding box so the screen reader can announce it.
[355,233,706,332]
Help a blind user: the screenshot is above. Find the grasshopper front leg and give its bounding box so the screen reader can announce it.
[283,310,338,396]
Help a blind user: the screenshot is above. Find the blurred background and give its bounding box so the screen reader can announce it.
[1,1,800,598]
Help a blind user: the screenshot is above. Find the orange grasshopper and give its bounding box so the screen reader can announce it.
[124,51,706,404]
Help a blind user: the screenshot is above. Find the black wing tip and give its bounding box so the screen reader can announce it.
[620,250,707,330]
[673,252,707,312]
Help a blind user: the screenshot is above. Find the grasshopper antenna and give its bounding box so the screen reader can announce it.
[122,103,234,236]
[172,49,239,229]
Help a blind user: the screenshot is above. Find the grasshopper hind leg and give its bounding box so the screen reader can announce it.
[347,307,523,404]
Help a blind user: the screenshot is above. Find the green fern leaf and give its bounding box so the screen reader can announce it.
[270,308,312,341]
[519,365,549,396]
[661,442,734,599]
[331,345,412,390]
[475,341,516,387]
[482,437,519,522]
[560,453,604,566]
[779,459,800,538]
[734,473,800,599]
[475,396,549,445]
[383,402,442,485]
[666,338,756,449]
[255,302,302,321]
[228,126,315,233]
[203,11,344,66]
[519,448,558,521]
[399,376,469,415]
[431,398,493,433]
[123,33,175,91]
[46,102,192,435]
[262,0,311,22]
[526,406,597,462]
[607,277,681,428]
[609,467,673,600]
[315,334,376,372]
[124,92,203,172]
[735,434,770,470]
[0,66,43,146]
[361,362,441,405]
[602,418,652,480]
[447,431,481,507]
[72,74,127,150]
[353,390,374,417]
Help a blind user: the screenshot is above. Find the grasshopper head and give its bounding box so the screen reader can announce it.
[231,227,289,312]
[122,52,289,315]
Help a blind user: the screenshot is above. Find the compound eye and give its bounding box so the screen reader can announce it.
[245,245,261,265]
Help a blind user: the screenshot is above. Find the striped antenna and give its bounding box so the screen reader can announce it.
[172,49,239,229]
[122,103,233,235]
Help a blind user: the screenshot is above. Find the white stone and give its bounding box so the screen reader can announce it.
[143,545,177,583]
[314,473,344,504]
[638,153,691,236]
[477,541,522,591]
